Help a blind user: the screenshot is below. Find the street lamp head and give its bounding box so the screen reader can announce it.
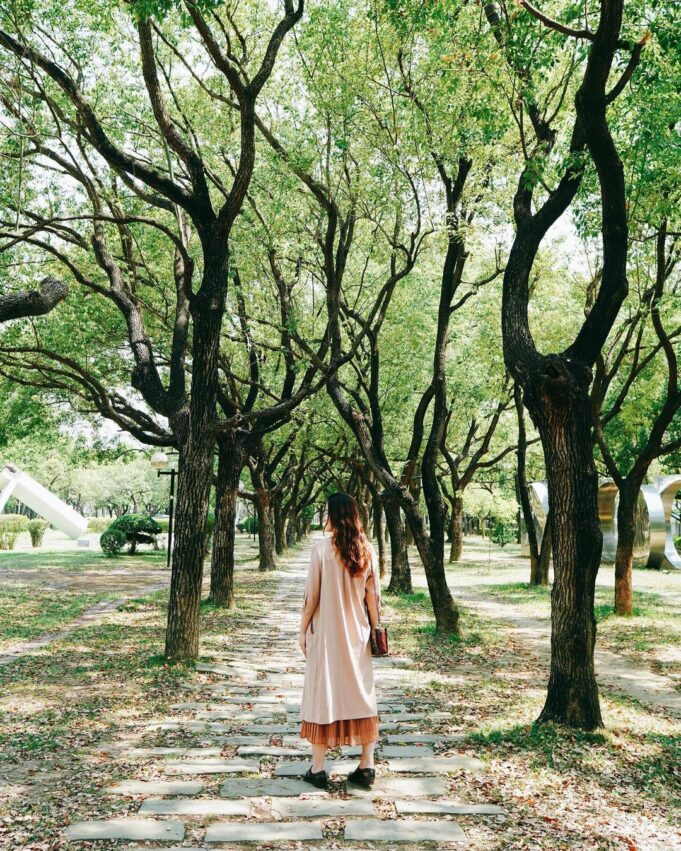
[150,451,169,471]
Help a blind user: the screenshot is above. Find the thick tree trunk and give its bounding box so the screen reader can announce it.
[383,496,412,594]
[449,495,463,562]
[274,495,286,555]
[209,433,243,608]
[256,488,276,571]
[529,366,603,729]
[165,252,227,661]
[614,479,639,616]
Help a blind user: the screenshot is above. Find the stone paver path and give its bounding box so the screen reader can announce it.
[66,540,506,846]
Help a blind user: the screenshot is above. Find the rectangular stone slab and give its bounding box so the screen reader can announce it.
[140,798,251,816]
[346,776,448,799]
[384,734,465,744]
[274,759,355,777]
[196,711,271,721]
[64,819,184,841]
[203,735,272,746]
[164,759,260,775]
[220,778,327,798]
[388,756,484,773]
[108,780,203,796]
[245,724,299,734]
[396,799,505,815]
[344,818,465,842]
[271,797,375,817]
[124,747,223,758]
[147,721,232,733]
[381,745,435,758]
[205,821,323,842]
[237,745,309,756]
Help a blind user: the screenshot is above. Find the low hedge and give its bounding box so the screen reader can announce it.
[27,519,49,548]
[0,514,30,550]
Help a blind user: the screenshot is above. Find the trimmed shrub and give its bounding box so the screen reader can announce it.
[100,528,126,557]
[0,514,30,550]
[27,519,49,548]
[108,514,162,553]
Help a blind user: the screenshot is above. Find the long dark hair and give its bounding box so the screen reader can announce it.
[327,492,371,577]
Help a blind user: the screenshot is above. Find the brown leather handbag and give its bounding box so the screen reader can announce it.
[367,561,389,657]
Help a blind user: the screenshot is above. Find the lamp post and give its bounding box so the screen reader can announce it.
[151,452,177,569]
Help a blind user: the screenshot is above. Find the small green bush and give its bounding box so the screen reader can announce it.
[87,518,112,533]
[27,519,49,548]
[675,536,681,552]
[108,514,162,553]
[490,518,517,548]
[0,514,30,550]
[100,528,126,557]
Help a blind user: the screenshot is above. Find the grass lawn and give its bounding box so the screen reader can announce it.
[0,547,168,571]
[459,576,681,683]
[0,554,280,850]
[382,588,681,851]
[0,585,119,650]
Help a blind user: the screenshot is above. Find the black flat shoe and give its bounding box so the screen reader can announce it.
[347,765,375,788]
[303,767,328,789]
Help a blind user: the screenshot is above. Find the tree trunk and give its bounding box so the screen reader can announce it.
[256,488,276,571]
[537,511,552,586]
[373,496,387,578]
[209,433,243,608]
[165,254,227,660]
[286,512,297,547]
[165,437,214,661]
[515,382,542,582]
[528,365,603,729]
[449,495,464,562]
[614,479,639,616]
[383,496,412,594]
[274,495,286,555]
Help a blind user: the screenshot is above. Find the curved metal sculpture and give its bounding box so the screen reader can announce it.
[659,475,681,571]
[528,477,680,571]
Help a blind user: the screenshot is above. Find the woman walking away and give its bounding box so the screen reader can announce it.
[299,492,381,790]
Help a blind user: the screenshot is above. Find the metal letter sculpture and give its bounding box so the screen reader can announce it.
[526,477,680,571]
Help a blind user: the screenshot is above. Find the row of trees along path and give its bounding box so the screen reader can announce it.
[1,0,678,737]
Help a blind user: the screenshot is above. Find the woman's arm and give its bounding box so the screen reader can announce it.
[365,556,381,628]
[299,547,322,656]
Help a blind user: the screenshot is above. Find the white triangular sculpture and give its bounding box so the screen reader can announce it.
[0,465,87,540]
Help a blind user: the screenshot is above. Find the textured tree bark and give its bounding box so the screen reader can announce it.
[536,512,552,586]
[613,480,639,616]
[273,494,286,555]
[449,496,464,562]
[527,363,603,730]
[373,496,387,578]
[165,247,228,660]
[0,276,68,323]
[209,433,244,607]
[256,488,277,571]
[286,512,297,547]
[383,496,413,594]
